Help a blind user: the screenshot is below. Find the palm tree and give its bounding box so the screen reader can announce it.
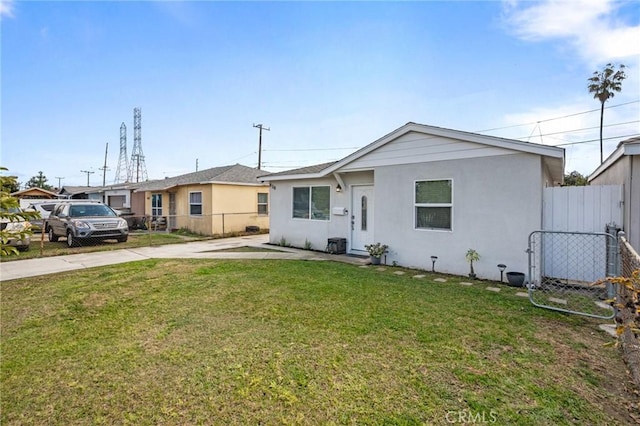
[587,63,626,163]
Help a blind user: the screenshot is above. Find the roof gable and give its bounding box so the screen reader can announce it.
[11,187,59,198]
[589,136,640,181]
[263,122,564,181]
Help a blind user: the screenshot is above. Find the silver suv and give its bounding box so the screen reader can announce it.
[47,202,128,247]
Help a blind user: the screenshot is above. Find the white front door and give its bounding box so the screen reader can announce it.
[351,185,374,252]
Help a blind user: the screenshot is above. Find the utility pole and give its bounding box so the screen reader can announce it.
[80,170,95,186]
[196,158,199,172]
[55,176,64,190]
[99,142,110,187]
[253,123,270,170]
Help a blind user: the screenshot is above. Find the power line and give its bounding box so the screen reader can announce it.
[264,147,360,152]
[550,133,640,147]
[476,100,639,133]
[514,120,640,140]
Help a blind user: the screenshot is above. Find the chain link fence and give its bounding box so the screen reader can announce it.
[616,232,640,388]
[527,230,618,319]
[24,212,268,256]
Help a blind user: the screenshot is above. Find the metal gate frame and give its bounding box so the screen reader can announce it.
[527,230,618,319]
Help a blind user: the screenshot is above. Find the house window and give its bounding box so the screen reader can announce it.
[151,194,163,218]
[189,191,202,216]
[257,192,268,215]
[292,186,330,220]
[361,195,367,231]
[415,179,452,230]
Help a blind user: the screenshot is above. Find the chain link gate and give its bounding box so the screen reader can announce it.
[527,230,619,319]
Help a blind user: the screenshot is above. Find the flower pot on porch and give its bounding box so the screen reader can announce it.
[370,256,381,265]
[506,272,526,287]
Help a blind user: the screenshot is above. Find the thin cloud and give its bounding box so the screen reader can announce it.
[0,0,15,19]
[502,0,640,63]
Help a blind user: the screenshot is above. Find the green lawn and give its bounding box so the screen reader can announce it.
[1,260,636,425]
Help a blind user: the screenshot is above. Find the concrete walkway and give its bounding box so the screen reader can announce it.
[0,234,369,281]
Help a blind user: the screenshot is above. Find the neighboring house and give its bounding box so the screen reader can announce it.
[12,187,61,210]
[588,136,640,250]
[58,186,95,199]
[260,122,564,280]
[11,187,59,200]
[134,164,270,235]
[83,182,147,215]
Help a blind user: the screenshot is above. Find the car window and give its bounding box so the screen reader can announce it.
[69,204,116,217]
[0,207,21,213]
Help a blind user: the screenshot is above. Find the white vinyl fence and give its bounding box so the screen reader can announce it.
[541,185,623,284]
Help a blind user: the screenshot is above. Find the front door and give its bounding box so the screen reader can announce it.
[351,185,374,252]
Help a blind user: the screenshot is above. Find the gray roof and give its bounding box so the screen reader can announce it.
[59,186,94,195]
[135,164,269,192]
[259,161,338,179]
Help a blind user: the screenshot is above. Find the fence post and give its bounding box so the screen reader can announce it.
[147,215,152,246]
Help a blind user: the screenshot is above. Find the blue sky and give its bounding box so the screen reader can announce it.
[2,0,639,187]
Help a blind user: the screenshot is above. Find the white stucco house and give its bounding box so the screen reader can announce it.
[260,122,565,280]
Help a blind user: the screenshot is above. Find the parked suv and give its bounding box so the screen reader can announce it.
[47,202,128,247]
[26,199,103,232]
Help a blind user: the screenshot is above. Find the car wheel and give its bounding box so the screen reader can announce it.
[117,236,128,243]
[48,227,59,242]
[18,246,30,252]
[66,230,79,247]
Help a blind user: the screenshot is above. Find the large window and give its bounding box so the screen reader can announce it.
[189,191,202,216]
[415,179,452,230]
[257,192,268,215]
[293,186,330,220]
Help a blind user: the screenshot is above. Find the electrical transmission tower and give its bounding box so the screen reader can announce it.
[114,123,129,183]
[127,107,148,182]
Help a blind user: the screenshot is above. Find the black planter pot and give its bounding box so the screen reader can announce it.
[506,272,526,287]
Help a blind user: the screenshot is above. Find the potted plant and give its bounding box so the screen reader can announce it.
[466,249,480,279]
[506,271,526,287]
[365,242,388,265]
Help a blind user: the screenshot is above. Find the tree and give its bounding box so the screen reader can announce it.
[563,171,588,186]
[26,171,54,191]
[587,63,626,164]
[3,177,20,193]
[1,167,39,257]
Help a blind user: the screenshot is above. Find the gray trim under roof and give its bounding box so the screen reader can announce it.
[259,161,338,180]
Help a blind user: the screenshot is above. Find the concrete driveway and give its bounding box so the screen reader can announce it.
[1,234,368,281]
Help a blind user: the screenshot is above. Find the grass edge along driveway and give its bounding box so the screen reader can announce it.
[1,259,637,425]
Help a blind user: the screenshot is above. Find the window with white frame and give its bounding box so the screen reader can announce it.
[189,191,202,216]
[292,186,330,220]
[415,179,452,230]
[257,192,268,215]
[151,194,163,218]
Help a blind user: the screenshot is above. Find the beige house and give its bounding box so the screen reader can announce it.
[135,164,269,235]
